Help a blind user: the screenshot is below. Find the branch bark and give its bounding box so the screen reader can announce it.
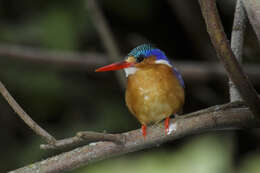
[229,0,247,102]
[40,131,125,150]
[9,101,259,173]
[198,0,260,118]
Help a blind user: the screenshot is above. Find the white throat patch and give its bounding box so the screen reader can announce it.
[155,59,172,67]
[124,67,138,77]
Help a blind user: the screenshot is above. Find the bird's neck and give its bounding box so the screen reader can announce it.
[124,59,172,77]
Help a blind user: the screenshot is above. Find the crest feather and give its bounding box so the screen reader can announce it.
[128,44,154,57]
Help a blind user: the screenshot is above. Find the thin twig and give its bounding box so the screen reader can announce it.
[178,61,260,82]
[0,81,56,144]
[198,0,260,118]
[1,44,260,82]
[86,0,126,88]
[0,44,260,83]
[40,136,85,150]
[40,131,125,150]
[229,0,247,102]
[9,101,259,173]
[0,79,126,149]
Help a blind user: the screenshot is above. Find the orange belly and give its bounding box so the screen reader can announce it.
[125,64,185,125]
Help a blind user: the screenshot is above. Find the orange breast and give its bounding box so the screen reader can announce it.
[125,64,185,125]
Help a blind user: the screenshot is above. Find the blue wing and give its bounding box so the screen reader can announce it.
[172,67,185,89]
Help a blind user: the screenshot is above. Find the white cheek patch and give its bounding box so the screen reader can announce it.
[155,59,172,67]
[124,67,138,77]
[124,59,171,77]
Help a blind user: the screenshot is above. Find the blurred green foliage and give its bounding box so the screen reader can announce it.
[40,8,77,50]
[240,153,260,173]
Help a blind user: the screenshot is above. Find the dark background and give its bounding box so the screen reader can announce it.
[0,0,259,172]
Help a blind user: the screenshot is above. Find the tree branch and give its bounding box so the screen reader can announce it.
[0,80,127,149]
[198,0,260,118]
[0,81,56,144]
[229,0,247,102]
[242,0,260,44]
[40,131,125,150]
[177,61,260,83]
[1,44,260,82]
[9,101,259,173]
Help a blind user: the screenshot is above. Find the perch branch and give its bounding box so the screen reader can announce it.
[0,81,56,144]
[198,0,260,117]
[229,0,247,101]
[86,0,125,88]
[9,101,260,173]
[40,131,125,150]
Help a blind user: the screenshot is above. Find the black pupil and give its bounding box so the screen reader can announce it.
[136,55,144,63]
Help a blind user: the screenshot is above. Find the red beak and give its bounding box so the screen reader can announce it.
[95,61,135,72]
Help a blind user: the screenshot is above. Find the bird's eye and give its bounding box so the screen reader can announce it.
[136,55,144,63]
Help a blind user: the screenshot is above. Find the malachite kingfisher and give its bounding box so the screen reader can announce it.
[96,44,185,138]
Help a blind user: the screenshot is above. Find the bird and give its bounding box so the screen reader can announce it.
[95,44,185,138]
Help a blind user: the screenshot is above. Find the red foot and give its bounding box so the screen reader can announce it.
[165,117,170,135]
[142,124,146,139]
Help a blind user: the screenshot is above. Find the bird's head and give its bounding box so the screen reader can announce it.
[95,44,172,77]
